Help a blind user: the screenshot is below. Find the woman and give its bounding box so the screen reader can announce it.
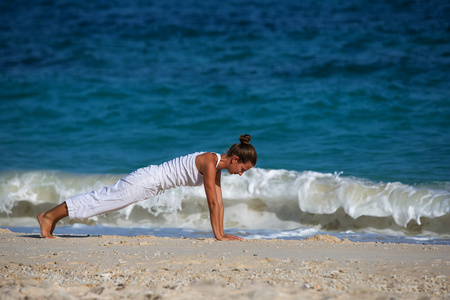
[37,134,257,241]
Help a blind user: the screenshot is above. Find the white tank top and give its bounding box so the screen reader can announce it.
[157,152,221,190]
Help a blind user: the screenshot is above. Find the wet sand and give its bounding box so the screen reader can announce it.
[0,229,448,299]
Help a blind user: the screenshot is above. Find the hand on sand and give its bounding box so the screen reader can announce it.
[218,234,243,241]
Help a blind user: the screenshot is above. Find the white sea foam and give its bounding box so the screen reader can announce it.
[0,169,449,237]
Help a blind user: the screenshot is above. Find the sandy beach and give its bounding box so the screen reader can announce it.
[0,228,448,300]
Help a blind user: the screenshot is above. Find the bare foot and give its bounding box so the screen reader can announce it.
[37,212,56,239]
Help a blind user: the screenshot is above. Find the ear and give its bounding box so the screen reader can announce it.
[231,155,240,163]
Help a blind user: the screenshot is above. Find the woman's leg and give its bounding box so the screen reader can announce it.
[37,202,69,239]
[37,165,160,238]
[66,166,161,219]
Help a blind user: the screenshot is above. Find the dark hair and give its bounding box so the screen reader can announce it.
[227,134,257,165]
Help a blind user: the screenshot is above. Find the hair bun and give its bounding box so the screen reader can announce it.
[227,134,257,165]
[239,134,251,144]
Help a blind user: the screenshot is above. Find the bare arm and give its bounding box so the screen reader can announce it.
[197,153,242,241]
[214,171,242,241]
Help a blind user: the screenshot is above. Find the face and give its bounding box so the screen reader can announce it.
[228,157,254,176]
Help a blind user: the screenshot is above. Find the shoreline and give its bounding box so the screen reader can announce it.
[2,225,449,246]
[0,229,448,299]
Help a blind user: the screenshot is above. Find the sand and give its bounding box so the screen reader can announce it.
[0,228,448,300]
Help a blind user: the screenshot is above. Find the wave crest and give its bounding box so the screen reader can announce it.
[1,169,449,237]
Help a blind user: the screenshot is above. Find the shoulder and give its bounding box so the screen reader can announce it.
[195,152,217,164]
[195,152,218,173]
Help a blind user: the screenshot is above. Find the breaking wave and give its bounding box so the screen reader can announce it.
[1,169,449,237]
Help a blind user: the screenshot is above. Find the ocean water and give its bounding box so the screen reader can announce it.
[1,0,449,244]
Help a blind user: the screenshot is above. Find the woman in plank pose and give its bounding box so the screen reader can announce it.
[38,134,257,241]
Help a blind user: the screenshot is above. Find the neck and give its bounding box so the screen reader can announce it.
[217,154,231,170]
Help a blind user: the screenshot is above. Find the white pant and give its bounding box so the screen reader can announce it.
[66,165,162,219]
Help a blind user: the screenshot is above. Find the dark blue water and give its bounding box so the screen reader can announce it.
[1,0,449,242]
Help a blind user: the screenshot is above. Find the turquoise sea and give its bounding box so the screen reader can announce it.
[1,0,449,244]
